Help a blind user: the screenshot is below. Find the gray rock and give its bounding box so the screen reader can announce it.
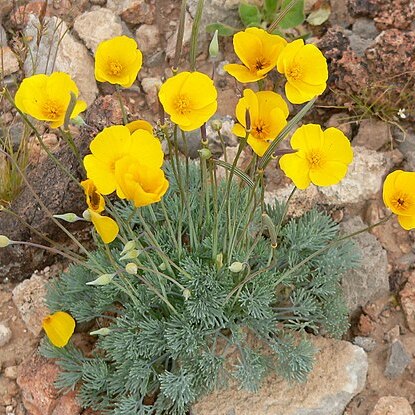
[353,336,377,352]
[0,323,12,347]
[325,112,352,139]
[73,8,123,52]
[341,216,389,313]
[348,33,374,57]
[352,18,378,39]
[318,146,394,205]
[397,129,415,171]
[384,339,411,378]
[328,0,355,27]
[24,15,98,105]
[135,24,161,55]
[141,77,162,111]
[192,336,368,415]
[353,119,391,150]
[0,24,7,46]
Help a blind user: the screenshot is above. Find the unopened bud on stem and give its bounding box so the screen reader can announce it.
[0,235,12,248]
[86,273,116,286]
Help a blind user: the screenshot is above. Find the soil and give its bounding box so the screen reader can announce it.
[1,0,415,414]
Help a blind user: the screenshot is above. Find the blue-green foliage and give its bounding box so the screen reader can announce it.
[42,162,358,415]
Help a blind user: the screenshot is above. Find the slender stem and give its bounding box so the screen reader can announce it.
[115,86,128,125]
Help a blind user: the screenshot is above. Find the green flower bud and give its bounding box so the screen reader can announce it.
[82,209,91,221]
[198,148,212,160]
[86,273,116,286]
[125,262,138,275]
[229,261,244,273]
[183,288,191,300]
[210,119,222,131]
[159,262,167,271]
[0,235,12,248]
[216,253,223,269]
[53,213,82,223]
[120,240,136,255]
[90,327,111,336]
[71,115,86,126]
[209,29,219,59]
[119,249,140,261]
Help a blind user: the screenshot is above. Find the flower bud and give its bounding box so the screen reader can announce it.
[120,240,136,255]
[0,235,12,248]
[229,261,244,273]
[82,209,91,221]
[86,273,116,286]
[210,119,222,131]
[53,213,81,223]
[209,29,219,59]
[183,288,191,300]
[216,253,223,269]
[159,262,167,271]
[90,327,111,336]
[70,115,86,126]
[119,249,140,261]
[198,148,212,160]
[125,262,138,275]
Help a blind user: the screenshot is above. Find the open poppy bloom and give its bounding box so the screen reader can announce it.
[383,170,415,230]
[224,27,287,83]
[232,89,289,156]
[95,36,142,88]
[42,311,75,348]
[279,124,353,189]
[14,72,87,128]
[158,71,217,131]
[277,39,328,104]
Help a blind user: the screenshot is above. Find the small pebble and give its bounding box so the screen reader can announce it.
[0,323,12,347]
[4,366,18,379]
[354,336,377,352]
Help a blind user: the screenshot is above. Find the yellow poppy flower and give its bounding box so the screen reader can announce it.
[232,89,289,156]
[83,125,164,197]
[223,27,287,83]
[277,39,328,104]
[125,119,153,134]
[81,179,105,213]
[95,36,142,88]
[279,124,353,190]
[115,156,169,208]
[383,170,415,230]
[14,72,87,128]
[42,311,75,348]
[88,209,119,244]
[158,71,217,131]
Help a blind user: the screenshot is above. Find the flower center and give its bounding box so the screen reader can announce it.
[90,191,101,211]
[252,119,269,140]
[254,57,269,72]
[174,94,191,115]
[42,100,63,119]
[109,60,123,75]
[287,63,303,81]
[307,150,325,168]
[391,193,411,213]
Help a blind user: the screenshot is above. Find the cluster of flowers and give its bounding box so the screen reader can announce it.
[7,29,415,346]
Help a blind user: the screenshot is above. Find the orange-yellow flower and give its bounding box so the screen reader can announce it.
[279,124,353,189]
[83,125,164,197]
[223,27,287,83]
[158,71,217,131]
[42,311,75,348]
[14,72,87,128]
[232,89,289,156]
[277,39,328,104]
[81,179,105,213]
[95,36,142,88]
[383,170,415,230]
[115,156,169,208]
[88,209,119,244]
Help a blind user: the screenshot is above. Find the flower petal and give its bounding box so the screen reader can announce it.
[89,210,119,243]
[42,311,75,348]
[223,64,264,83]
[309,161,348,186]
[398,214,415,230]
[279,153,311,189]
[247,135,270,157]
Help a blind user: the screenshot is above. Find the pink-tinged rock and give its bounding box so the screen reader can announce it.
[400,272,415,333]
[369,396,414,415]
[106,0,156,25]
[17,353,82,415]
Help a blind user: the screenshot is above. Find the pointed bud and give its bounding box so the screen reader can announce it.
[70,115,86,126]
[229,261,244,273]
[53,213,82,223]
[125,262,138,275]
[121,240,136,255]
[90,327,111,336]
[183,288,191,300]
[209,29,219,59]
[159,262,167,271]
[0,235,12,248]
[216,253,223,269]
[86,273,116,286]
[198,148,212,160]
[82,209,91,221]
[119,249,140,261]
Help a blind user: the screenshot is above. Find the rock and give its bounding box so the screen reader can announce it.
[353,17,378,39]
[400,272,415,333]
[85,94,124,129]
[166,10,193,60]
[192,336,368,415]
[141,77,162,112]
[384,339,411,379]
[352,119,391,150]
[106,0,156,25]
[370,396,414,415]
[24,15,98,105]
[4,366,18,380]
[340,216,389,312]
[348,32,374,57]
[0,24,7,46]
[347,0,379,18]
[0,46,19,76]
[12,272,50,336]
[325,112,352,139]
[329,0,355,27]
[135,24,160,55]
[90,0,106,4]
[318,146,393,204]
[374,1,415,30]
[398,130,415,171]
[0,323,12,347]
[73,8,123,52]
[357,314,376,336]
[0,0,12,18]
[17,353,82,415]
[353,336,377,352]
